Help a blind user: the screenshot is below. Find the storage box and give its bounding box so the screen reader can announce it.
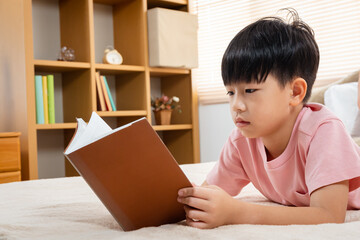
[147,8,198,69]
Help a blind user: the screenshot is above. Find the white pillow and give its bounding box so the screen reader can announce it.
[324,82,360,137]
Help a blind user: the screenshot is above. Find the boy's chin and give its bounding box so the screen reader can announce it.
[236,128,258,138]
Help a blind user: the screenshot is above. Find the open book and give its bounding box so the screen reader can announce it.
[64,112,192,231]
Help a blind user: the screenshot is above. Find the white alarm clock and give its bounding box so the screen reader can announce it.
[103,46,123,65]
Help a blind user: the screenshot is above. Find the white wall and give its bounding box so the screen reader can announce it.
[198,103,234,163]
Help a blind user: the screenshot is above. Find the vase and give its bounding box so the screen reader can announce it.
[154,109,172,125]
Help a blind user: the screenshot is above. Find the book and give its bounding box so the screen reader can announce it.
[64,112,191,231]
[100,75,113,111]
[34,75,44,124]
[102,76,117,111]
[95,72,106,111]
[47,75,55,124]
[42,76,49,124]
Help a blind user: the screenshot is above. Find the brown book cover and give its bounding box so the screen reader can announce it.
[64,112,191,231]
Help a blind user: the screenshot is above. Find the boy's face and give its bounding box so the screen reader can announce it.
[225,74,294,139]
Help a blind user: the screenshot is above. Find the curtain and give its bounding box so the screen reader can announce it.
[189,0,360,104]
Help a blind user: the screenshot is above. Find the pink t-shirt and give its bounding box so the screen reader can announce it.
[207,103,360,209]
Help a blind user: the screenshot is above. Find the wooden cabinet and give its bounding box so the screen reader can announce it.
[21,0,199,179]
[0,133,21,184]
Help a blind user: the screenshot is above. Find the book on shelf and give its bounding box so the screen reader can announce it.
[64,112,191,231]
[34,74,55,124]
[95,72,106,111]
[47,75,55,124]
[103,76,116,111]
[42,76,49,124]
[100,75,113,111]
[35,75,44,124]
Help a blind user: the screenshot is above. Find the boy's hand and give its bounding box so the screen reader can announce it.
[177,185,239,229]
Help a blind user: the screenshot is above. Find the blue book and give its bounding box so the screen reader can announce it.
[102,76,116,111]
[35,75,45,124]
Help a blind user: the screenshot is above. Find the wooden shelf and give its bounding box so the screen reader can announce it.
[147,0,187,9]
[14,0,199,180]
[149,67,190,77]
[97,110,147,117]
[36,123,78,130]
[34,60,91,72]
[95,64,145,75]
[93,0,133,5]
[153,124,192,131]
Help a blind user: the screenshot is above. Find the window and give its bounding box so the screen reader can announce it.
[190,0,360,104]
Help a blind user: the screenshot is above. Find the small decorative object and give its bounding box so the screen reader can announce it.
[57,46,75,61]
[151,95,181,125]
[103,46,123,65]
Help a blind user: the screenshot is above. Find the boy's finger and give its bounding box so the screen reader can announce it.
[186,217,209,229]
[178,186,212,200]
[184,205,209,222]
[178,196,210,211]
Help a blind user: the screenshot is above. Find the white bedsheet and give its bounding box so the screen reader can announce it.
[0,162,359,240]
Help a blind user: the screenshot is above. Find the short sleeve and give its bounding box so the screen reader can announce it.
[206,135,250,196]
[305,119,360,194]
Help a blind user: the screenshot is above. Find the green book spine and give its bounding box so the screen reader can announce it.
[47,75,55,124]
[103,76,116,111]
[35,75,44,124]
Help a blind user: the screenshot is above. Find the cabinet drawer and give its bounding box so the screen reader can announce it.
[0,136,21,172]
[0,171,21,184]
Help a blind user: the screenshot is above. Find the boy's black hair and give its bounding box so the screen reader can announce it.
[221,9,319,102]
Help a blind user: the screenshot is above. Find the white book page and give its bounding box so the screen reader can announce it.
[64,112,112,155]
[64,112,146,155]
[67,118,87,151]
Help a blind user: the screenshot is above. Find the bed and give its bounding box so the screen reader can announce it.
[1,162,359,240]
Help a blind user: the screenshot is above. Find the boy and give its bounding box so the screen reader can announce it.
[177,11,360,229]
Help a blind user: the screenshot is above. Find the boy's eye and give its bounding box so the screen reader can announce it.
[245,89,257,93]
[226,91,234,96]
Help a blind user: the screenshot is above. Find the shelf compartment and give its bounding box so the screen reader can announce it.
[34,69,93,124]
[34,60,91,72]
[97,110,147,117]
[36,123,77,130]
[95,72,147,111]
[37,129,74,179]
[93,0,146,65]
[153,124,192,131]
[150,74,192,125]
[159,129,193,164]
[95,64,145,74]
[149,67,190,77]
[147,0,187,9]
[32,0,92,62]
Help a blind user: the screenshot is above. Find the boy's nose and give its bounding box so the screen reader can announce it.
[231,98,246,112]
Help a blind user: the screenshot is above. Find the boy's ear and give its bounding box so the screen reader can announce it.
[289,77,307,106]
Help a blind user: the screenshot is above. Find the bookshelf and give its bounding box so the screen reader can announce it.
[21,0,199,179]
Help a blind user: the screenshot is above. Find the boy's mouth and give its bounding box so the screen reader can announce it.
[235,118,250,128]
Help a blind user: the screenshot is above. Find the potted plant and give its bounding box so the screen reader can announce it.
[151,95,181,125]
